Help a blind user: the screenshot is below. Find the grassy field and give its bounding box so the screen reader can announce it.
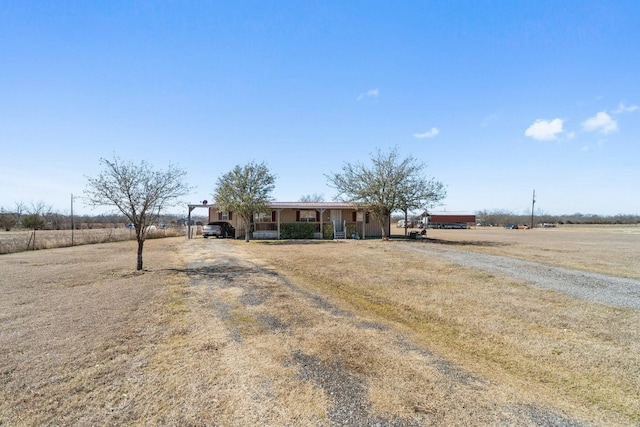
[0,227,186,254]
[238,226,640,425]
[1,225,638,425]
[419,224,640,279]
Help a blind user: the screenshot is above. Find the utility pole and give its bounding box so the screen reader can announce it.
[71,193,75,246]
[530,189,536,229]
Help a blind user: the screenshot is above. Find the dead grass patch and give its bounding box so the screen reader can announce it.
[2,227,638,425]
[0,238,185,425]
[0,227,185,254]
[238,235,640,425]
[426,224,640,278]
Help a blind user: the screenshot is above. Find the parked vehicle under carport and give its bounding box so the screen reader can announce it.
[202,222,235,238]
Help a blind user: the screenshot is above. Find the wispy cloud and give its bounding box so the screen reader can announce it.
[357,88,379,101]
[413,127,439,139]
[481,113,500,127]
[582,111,618,134]
[612,103,638,114]
[524,118,565,141]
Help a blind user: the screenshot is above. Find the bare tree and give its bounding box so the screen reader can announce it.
[29,200,51,216]
[326,147,446,239]
[299,193,325,203]
[19,201,52,231]
[213,161,276,242]
[21,213,45,230]
[84,156,191,270]
[46,212,66,230]
[14,201,26,227]
[0,207,17,231]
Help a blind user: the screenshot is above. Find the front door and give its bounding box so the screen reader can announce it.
[330,210,342,231]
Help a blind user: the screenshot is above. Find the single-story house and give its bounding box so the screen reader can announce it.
[198,202,384,240]
[427,212,476,229]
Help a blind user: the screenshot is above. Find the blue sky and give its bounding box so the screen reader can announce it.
[1,1,638,216]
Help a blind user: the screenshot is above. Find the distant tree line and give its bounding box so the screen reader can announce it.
[475,209,640,227]
[0,201,191,232]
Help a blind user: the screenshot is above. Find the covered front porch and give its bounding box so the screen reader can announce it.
[207,202,381,240]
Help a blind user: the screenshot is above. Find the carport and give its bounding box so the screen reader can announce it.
[186,202,210,238]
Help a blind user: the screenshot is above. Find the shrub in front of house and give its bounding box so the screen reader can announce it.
[323,223,334,239]
[280,223,316,239]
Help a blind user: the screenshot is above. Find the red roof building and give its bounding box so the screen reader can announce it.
[428,211,476,228]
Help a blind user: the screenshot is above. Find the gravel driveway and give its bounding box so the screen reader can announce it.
[183,240,591,426]
[399,242,640,310]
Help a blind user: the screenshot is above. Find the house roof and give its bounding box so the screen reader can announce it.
[203,201,359,210]
[188,202,357,209]
[428,211,475,216]
[268,202,357,209]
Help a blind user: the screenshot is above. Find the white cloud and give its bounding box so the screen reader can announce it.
[524,118,565,141]
[413,127,439,139]
[481,113,500,127]
[357,88,379,100]
[581,111,618,134]
[612,103,638,114]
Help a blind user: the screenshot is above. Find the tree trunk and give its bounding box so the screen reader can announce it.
[137,239,144,270]
[380,215,390,240]
[404,209,409,237]
[244,218,250,242]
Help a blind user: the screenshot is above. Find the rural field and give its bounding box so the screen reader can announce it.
[1,225,639,425]
[421,224,640,279]
[0,227,186,254]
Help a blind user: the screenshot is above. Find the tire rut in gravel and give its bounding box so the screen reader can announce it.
[400,242,640,310]
[181,241,590,426]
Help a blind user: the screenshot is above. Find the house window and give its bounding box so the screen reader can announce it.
[254,212,272,223]
[297,210,318,222]
[218,211,232,221]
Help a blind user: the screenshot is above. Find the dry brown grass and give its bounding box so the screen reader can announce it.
[237,227,640,425]
[0,238,185,425]
[0,227,185,254]
[422,224,640,278]
[1,225,638,425]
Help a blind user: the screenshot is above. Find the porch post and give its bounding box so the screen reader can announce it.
[187,205,196,239]
[318,208,325,240]
[277,209,281,239]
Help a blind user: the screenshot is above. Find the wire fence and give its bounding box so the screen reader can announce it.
[0,227,187,255]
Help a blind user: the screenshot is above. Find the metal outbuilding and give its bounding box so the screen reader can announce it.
[427,211,476,229]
